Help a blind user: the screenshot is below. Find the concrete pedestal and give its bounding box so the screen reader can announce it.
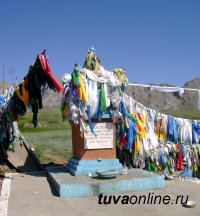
[46,117,165,198]
[47,166,165,198]
[66,158,122,176]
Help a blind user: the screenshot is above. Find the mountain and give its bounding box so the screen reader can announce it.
[1,77,200,111]
[0,79,62,108]
[42,77,200,111]
[41,77,62,108]
[0,81,15,95]
[125,77,200,111]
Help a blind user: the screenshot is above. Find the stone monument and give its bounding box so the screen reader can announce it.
[47,48,165,198]
[66,117,123,176]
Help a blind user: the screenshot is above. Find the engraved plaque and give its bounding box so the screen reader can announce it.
[84,122,113,149]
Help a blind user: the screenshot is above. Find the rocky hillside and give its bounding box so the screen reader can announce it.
[125,77,200,111]
[1,77,200,111]
[0,80,62,108]
[42,77,200,111]
[41,77,62,107]
[0,81,15,95]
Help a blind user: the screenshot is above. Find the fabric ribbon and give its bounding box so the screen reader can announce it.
[15,79,29,106]
[81,68,107,83]
[78,74,88,104]
[38,54,62,92]
[150,86,184,97]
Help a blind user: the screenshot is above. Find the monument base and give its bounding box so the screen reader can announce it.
[46,166,165,198]
[66,158,123,176]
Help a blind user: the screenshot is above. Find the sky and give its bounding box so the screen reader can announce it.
[0,0,200,87]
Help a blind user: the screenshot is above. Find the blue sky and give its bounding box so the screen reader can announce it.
[0,0,200,87]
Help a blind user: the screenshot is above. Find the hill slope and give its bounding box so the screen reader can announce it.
[125,77,200,111]
[1,77,200,111]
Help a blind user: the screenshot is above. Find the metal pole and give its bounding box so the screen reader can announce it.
[2,65,4,95]
[16,76,18,87]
